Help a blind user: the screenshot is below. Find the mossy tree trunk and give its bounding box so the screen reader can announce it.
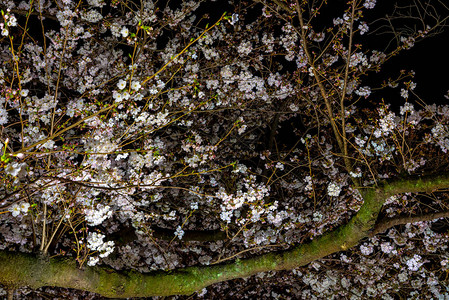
[1,173,449,298]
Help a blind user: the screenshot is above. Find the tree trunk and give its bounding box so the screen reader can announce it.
[1,173,449,298]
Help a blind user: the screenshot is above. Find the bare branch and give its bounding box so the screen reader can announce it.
[370,210,449,237]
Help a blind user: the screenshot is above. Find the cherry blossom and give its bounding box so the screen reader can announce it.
[0,0,449,298]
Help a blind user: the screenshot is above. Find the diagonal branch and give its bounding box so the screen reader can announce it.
[1,173,449,297]
[0,186,386,298]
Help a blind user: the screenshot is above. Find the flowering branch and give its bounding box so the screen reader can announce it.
[2,173,449,297]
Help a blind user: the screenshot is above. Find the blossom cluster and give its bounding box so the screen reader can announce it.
[86,232,115,266]
[0,0,449,298]
[0,9,17,36]
[8,202,30,217]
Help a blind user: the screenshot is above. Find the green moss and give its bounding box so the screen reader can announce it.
[2,173,449,298]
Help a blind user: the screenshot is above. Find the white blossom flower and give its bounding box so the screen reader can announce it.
[349,52,369,68]
[110,23,121,37]
[20,202,30,214]
[122,91,130,100]
[220,210,232,223]
[308,30,325,42]
[87,256,99,266]
[400,102,414,115]
[327,182,341,197]
[350,171,362,178]
[363,0,376,9]
[400,88,409,99]
[358,22,369,35]
[400,36,415,49]
[174,226,185,240]
[117,79,126,90]
[131,81,141,91]
[87,0,105,7]
[398,272,408,282]
[304,175,313,191]
[87,232,115,259]
[406,254,423,271]
[289,103,299,111]
[7,15,17,27]
[333,17,343,26]
[381,242,394,254]
[360,243,373,255]
[432,123,445,139]
[113,91,123,102]
[237,41,252,56]
[377,112,396,137]
[238,124,247,135]
[355,86,371,98]
[308,67,315,77]
[5,162,25,177]
[81,10,103,23]
[8,204,21,217]
[84,205,113,226]
[42,139,55,149]
[312,211,323,222]
[120,27,129,38]
[0,108,8,125]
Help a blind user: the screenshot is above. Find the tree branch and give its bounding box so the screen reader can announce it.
[0,4,59,21]
[0,185,385,297]
[1,173,449,297]
[370,210,449,237]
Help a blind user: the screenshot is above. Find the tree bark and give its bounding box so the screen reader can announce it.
[1,173,449,298]
[371,210,449,237]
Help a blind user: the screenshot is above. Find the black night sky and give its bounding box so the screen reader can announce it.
[363,0,449,108]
